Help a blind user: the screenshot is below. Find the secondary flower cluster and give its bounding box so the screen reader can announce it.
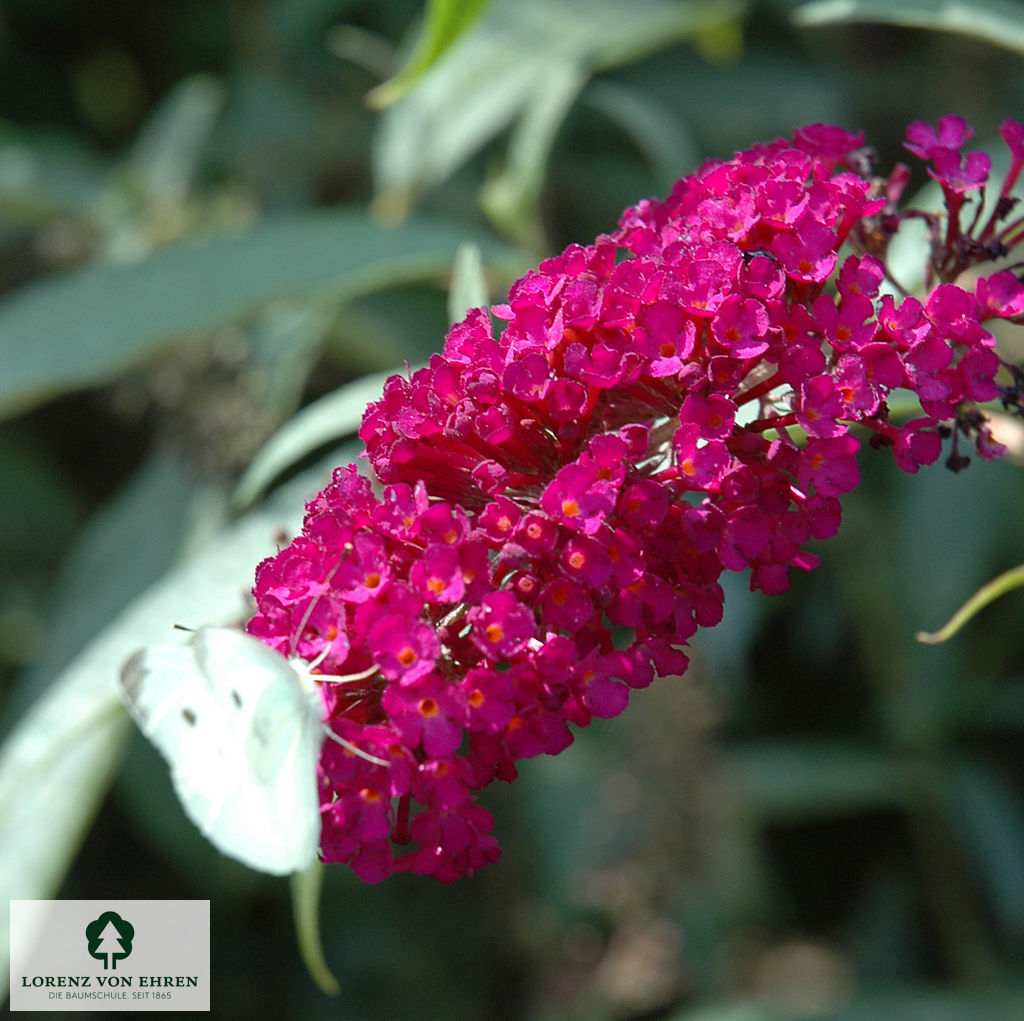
[248,116,1024,881]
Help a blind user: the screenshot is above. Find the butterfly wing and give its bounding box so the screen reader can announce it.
[119,627,323,875]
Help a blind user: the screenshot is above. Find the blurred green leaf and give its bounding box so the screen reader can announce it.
[4,449,194,724]
[724,740,902,821]
[844,864,925,981]
[479,61,587,249]
[207,69,319,199]
[291,863,340,996]
[447,241,489,323]
[823,985,1024,1020]
[327,282,454,375]
[793,0,1024,55]
[0,668,128,1007]
[582,79,700,195]
[372,0,747,217]
[0,210,525,420]
[970,678,1024,733]
[948,757,1024,944]
[231,370,397,510]
[0,432,82,577]
[368,0,492,109]
[0,128,105,227]
[125,74,225,207]
[246,300,337,424]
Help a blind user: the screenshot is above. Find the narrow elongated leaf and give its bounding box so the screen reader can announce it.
[126,74,225,205]
[231,370,399,511]
[948,758,1024,944]
[583,80,700,195]
[793,0,1024,55]
[3,450,193,723]
[447,242,489,324]
[367,0,492,109]
[479,61,587,248]
[0,129,105,226]
[373,0,747,215]
[0,210,524,420]
[229,237,501,510]
[724,740,902,820]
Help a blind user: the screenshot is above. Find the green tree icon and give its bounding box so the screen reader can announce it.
[85,911,134,970]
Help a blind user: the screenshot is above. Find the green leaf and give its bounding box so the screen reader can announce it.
[447,242,489,324]
[372,0,748,218]
[0,430,82,578]
[367,0,493,109]
[0,210,525,420]
[793,0,1024,56]
[724,740,903,821]
[582,79,700,196]
[969,679,1024,733]
[478,61,587,249]
[0,127,106,227]
[231,233,502,510]
[125,74,225,206]
[3,450,194,724]
[821,985,1024,1020]
[948,758,1024,944]
[231,370,399,511]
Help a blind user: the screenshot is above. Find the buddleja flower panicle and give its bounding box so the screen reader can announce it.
[247,116,1024,882]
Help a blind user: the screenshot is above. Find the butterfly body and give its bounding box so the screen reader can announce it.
[119,626,323,875]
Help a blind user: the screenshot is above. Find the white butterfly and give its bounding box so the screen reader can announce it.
[118,626,382,875]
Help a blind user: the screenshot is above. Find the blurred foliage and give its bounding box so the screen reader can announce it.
[1,0,1024,1017]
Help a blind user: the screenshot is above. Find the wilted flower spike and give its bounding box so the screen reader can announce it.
[248,117,1022,881]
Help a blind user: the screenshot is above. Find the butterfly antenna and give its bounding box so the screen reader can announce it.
[322,727,388,767]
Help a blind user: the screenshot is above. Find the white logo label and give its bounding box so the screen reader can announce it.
[10,900,210,1011]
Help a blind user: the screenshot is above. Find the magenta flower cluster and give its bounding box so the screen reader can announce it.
[248,116,1024,882]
